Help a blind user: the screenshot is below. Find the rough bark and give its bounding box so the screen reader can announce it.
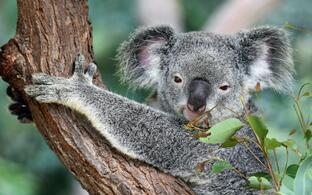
[0,0,193,194]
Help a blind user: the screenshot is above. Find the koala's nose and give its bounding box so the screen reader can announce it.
[187,79,210,113]
[187,103,206,113]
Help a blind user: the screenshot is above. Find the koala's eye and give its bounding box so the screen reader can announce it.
[219,85,230,91]
[174,76,182,83]
[173,74,183,84]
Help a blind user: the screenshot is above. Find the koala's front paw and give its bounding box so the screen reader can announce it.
[25,54,97,104]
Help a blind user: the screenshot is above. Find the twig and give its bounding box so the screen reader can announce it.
[185,105,218,130]
[263,151,280,191]
[273,149,281,175]
[239,96,249,116]
[239,95,279,191]
[241,141,267,170]
[222,105,242,118]
[241,136,263,150]
[232,167,249,181]
[284,22,312,35]
[279,148,289,190]
[293,83,312,149]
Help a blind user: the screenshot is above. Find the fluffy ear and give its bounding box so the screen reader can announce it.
[237,26,295,92]
[117,26,175,88]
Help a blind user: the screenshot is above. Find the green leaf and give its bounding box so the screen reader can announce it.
[199,118,244,144]
[286,164,299,179]
[294,155,312,195]
[252,172,272,181]
[211,160,234,173]
[281,175,295,192]
[304,129,312,142]
[282,139,297,151]
[307,148,312,156]
[289,129,296,136]
[264,138,282,150]
[248,176,272,190]
[221,136,239,148]
[274,171,282,182]
[246,115,268,144]
[307,167,312,180]
[302,92,310,97]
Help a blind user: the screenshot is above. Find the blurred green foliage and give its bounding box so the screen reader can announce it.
[0,0,311,194]
[181,0,224,30]
[0,159,37,195]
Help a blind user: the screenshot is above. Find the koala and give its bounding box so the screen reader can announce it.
[117,26,294,125]
[23,25,294,195]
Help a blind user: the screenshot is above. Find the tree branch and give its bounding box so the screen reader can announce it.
[0,0,193,194]
[203,0,280,33]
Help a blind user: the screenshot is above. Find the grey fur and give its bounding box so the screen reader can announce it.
[117,26,175,88]
[118,25,294,124]
[236,26,295,92]
[25,25,294,194]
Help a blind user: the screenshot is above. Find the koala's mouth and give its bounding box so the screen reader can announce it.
[182,106,206,121]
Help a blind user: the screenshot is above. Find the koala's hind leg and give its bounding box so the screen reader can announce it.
[7,86,33,123]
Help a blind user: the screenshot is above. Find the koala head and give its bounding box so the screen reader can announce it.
[117,26,294,123]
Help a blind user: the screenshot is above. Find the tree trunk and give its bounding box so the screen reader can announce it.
[0,0,193,194]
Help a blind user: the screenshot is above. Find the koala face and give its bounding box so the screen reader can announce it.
[156,34,243,121]
[118,26,294,122]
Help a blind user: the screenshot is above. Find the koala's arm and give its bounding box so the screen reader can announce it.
[25,54,207,171]
[25,55,263,194]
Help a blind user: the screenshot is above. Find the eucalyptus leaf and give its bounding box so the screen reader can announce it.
[211,160,234,174]
[199,118,244,144]
[286,164,299,179]
[294,155,312,195]
[307,167,312,180]
[302,92,310,97]
[246,115,268,144]
[304,129,312,142]
[248,176,272,190]
[281,175,295,193]
[252,172,271,181]
[289,129,296,136]
[264,138,282,150]
[282,140,297,150]
[221,136,239,148]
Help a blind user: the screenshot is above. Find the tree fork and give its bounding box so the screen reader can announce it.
[0,0,193,194]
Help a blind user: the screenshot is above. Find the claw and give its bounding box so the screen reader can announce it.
[7,86,22,102]
[74,54,85,75]
[18,113,33,123]
[9,102,28,115]
[7,86,33,123]
[86,63,97,79]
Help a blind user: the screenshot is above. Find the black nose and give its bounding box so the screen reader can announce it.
[187,79,209,113]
